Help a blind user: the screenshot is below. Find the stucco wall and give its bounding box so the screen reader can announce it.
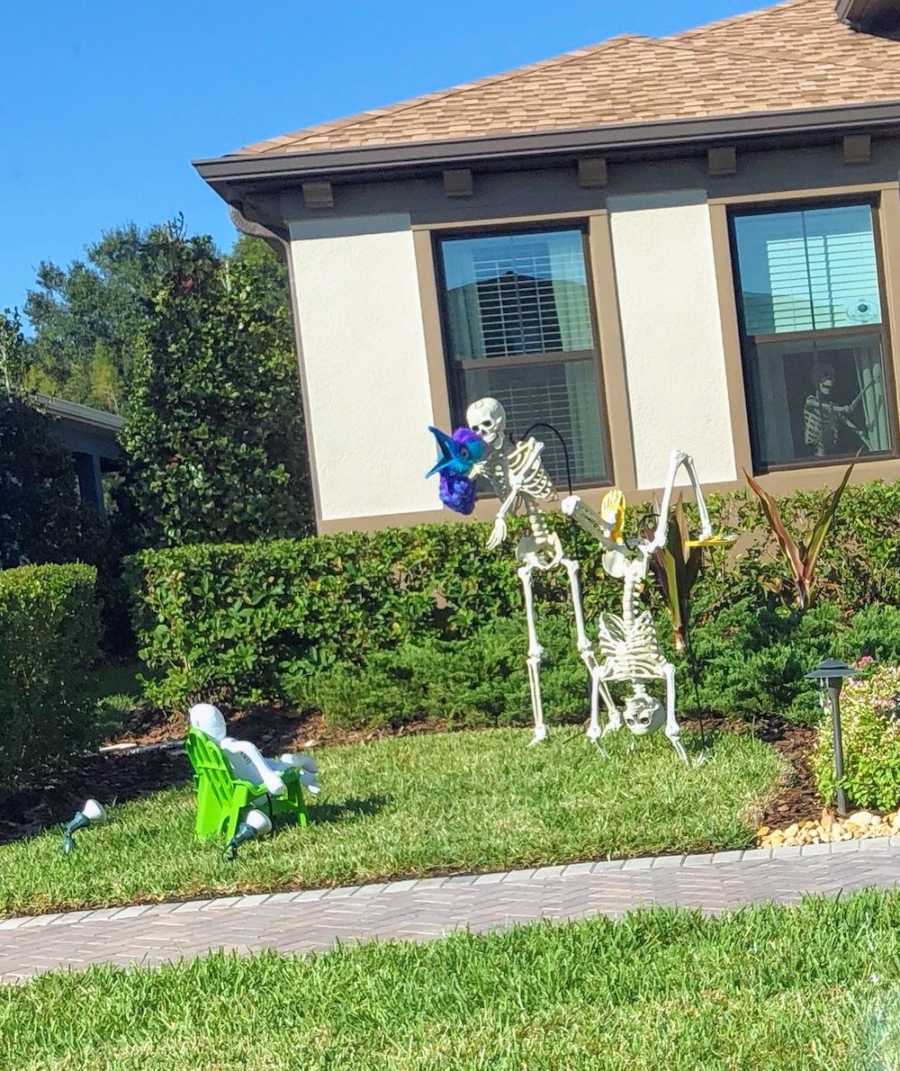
[608,192,737,488]
[288,215,437,521]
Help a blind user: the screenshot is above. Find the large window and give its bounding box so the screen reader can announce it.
[436,226,610,487]
[730,202,896,470]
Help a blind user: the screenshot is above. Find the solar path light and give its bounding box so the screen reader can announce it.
[61,798,107,854]
[223,808,272,861]
[805,658,857,818]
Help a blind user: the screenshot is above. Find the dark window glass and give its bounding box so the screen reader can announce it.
[438,229,609,486]
[732,204,894,469]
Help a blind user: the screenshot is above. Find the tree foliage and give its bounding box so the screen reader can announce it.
[0,394,106,569]
[24,224,151,412]
[120,219,311,546]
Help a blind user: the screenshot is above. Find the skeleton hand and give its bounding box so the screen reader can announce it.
[487,515,508,550]
[469,460,487,479]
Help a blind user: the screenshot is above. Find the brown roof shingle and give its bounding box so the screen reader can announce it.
[234,0,900,158]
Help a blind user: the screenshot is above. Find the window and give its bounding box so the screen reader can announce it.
[436,226,610,487]
[730,202,895,470]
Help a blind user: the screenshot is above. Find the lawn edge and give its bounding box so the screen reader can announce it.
[4,836,897,929]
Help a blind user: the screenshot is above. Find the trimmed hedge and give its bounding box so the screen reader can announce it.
[128,480,900,717]
[0,564,101,796]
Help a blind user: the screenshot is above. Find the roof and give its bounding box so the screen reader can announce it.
[37,395,123,434]
[231,0,900,161]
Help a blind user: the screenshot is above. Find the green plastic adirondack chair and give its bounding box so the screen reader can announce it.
[184,728,308,844]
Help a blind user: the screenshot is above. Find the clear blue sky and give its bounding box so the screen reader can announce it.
[2,0,764,319]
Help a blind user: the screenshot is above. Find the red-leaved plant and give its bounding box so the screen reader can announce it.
[743,463,854,611]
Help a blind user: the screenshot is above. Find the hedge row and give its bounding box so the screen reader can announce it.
[128,479,900,713]
[0,564,101,797]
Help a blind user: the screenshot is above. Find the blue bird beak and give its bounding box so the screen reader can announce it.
[425,426,457,478]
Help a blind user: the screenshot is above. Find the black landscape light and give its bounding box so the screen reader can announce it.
[805,658,857,818]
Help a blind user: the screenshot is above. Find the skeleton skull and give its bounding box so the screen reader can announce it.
[623,685,665,736]
[466,397,507,450]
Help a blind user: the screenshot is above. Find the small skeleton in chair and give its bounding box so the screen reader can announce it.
[562,449,731,765]
[189,704,320,797]
[465,397,617,746]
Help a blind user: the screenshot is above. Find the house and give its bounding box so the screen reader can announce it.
[195,0,900,534]
[38,395,123,513]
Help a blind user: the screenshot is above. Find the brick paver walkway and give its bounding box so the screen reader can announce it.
[2,838,899,984]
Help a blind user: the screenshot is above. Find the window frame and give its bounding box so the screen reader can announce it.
[432,219,614,490]
[727,194,900,475]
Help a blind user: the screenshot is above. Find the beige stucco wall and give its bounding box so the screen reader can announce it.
[607,192,737,488]
[288,215,437,521]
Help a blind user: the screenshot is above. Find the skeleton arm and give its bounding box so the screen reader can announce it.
[560,494,622,554]
[486,439,545,550]
[645,449,713,554]
[221,737,287,796]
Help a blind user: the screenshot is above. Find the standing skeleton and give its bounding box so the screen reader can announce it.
[561,449,726,765]
[466,397,616,746]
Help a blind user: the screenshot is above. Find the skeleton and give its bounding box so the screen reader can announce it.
[562,449,729,765]
[466,397,617,746]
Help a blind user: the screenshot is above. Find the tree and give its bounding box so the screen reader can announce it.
[121,219,312,546]
[0,394,103,569]
[0,309,28,398]
[24,224,150,412]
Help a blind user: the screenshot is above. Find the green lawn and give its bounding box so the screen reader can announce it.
[0,726,781,918]
[3,890,899,1070]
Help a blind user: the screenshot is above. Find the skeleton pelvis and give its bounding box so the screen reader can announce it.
[516,532,563,570]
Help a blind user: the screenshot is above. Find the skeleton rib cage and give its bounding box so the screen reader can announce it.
[597,611,666,680]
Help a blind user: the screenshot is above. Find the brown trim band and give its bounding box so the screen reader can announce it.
[318,456,900,534]
[194,101,900,186]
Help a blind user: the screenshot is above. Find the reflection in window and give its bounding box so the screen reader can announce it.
[732,204,893,469]
[438,229,608,486]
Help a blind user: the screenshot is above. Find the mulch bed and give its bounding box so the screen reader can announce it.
[0,706,818,847]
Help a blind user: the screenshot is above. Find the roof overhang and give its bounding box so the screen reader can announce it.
[194,99,900,194]
[836,0,900,32]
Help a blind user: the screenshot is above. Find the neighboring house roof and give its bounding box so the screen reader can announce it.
[37,395,123,462]
[230,0,900,160]
[37,395,123,434]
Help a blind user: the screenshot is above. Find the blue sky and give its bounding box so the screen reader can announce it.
[2,0,765,319]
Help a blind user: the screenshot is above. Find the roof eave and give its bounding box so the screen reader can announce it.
[194,99,900,189]
[836,0,900,32]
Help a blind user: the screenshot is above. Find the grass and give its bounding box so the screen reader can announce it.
[3,889,900,1069]
[0,725,780,918]
[87,660,145,738]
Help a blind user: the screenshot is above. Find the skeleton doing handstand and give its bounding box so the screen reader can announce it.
[466,397,617,746]
[562,449,727,765]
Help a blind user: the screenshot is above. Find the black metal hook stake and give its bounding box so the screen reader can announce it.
[519,421,574,497]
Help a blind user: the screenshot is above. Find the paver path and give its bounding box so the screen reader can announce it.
[2,838,899,984]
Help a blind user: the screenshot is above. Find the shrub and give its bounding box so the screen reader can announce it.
[0,564,101,797]
[0,395,101,569]
[129,478,900,716]
[286,615,604,731]
[812,665,900,812]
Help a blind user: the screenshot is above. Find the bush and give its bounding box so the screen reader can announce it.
[286,615,600,731]
[0,564,101,797]
[128,478,900,717]
[120,222,311,548]
[813,665,900,812]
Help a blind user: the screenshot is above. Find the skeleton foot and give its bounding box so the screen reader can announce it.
[529,724,548,747]
[666,729,691,767]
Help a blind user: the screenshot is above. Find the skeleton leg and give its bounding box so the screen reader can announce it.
[661,662,689,766]
[561,557,617,743]
[678,454,714,540]
[517,563,546,745]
